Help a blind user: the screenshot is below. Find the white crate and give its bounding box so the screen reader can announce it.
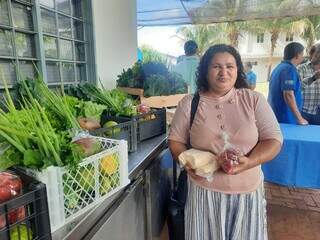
[22,137,129,232]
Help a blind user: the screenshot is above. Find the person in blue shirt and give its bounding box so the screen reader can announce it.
[268,42,308,125]
[244,62,257,90]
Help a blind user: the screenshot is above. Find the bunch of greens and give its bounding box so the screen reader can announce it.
[0,76,102,171]
[59,95,106,122]
[141,62,169,77]
[78,101,107,121]
[67,83,137,117]
[17,78,80,131]
[143,74,169,97]
[62,95,80,117]
[116,61,187,96]
[167,72,188,94]
[0,78,64,169]
[116,62,143,88]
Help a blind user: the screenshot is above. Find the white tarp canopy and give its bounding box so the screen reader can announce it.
[137,0,320,26]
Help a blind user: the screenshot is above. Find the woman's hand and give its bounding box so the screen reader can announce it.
[228,156,251,174]
[218,149,252,175]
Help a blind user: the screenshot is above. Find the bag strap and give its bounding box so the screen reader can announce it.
[173,92,200,189]
[190,92,200,130]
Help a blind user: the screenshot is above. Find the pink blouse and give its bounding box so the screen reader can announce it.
[169,88,283,194]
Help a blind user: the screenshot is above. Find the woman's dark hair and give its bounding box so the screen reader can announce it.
[184,40,198,56]
[283,42,304,60]
[196,44,248,92]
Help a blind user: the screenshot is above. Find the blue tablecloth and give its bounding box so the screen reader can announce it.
[262,123,320,188]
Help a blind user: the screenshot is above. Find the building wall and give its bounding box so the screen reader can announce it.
[241,57,281,82]
[239,32,306,82]
[92,0,137,89]
[239,32,306,58]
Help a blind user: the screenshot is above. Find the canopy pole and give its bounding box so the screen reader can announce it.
[179,0,193,24]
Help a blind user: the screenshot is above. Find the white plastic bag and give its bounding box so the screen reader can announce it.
[178,148,219,181]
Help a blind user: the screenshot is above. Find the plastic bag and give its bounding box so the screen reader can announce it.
[0,171,25,229]
[219,132,242,174]
[178,148,219,181]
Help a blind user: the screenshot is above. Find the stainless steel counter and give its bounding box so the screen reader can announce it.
[53,134,167,240]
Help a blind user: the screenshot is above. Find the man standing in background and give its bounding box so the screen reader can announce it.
[244,62,257,90]
[298,44,320,124]
[173,40,200,94]
[268,42,308,125]
[297,43,320,80]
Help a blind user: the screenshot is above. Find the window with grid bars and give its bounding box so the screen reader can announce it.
[256,33,264,43]
[286,33,294,42]
[0,0,93,89]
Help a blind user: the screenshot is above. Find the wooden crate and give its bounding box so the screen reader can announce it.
[117,87,144,99]
[118,87,186,108]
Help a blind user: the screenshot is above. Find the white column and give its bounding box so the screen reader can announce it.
[91,0,137,89]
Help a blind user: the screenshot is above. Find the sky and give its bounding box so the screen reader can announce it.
[137,26,184,57]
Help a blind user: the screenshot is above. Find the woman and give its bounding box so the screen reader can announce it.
[169,44,283,240]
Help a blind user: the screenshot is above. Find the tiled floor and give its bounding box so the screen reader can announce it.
[160,204,320,240]
[265,182,320,212]
[267,204,320,240]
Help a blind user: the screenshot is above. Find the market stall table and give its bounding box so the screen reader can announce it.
[262,123,320,188]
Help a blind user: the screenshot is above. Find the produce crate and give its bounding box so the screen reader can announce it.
[102,108,166,142]
[118,87,186,108]
[0,172,51,240]
[134,108,167,142]
[21,137,129,232]
[91,115,137,152]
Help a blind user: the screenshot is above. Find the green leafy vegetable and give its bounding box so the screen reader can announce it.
[0,143,23,170]
[116,61,187,96]
[23,149,42,168]
[79,101,106,121]
[17,78,80,130]
[63,95,80,117]
[116,62,143,88]
[143,74,169,97]
[68,83,137,117]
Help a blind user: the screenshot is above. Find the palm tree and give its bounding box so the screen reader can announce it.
[177,15,318,81]
[176,24,227,55]
[250,17,312,81]
[301,16,320,53]
[225,21,255,48]
[140,45,168,64]
[226,22,240,47]
[190,0,254,49]
[176,21,254,54]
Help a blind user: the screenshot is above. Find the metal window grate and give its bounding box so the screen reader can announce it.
[0,0,93,90]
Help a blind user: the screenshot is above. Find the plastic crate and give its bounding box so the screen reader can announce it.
[134,108,166,142]
[92,115,137,152]
[0,172,51,240]
[21,137,129,232]
[101,108,166,143]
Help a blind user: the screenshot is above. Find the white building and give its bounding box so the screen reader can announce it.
[238,32,306,82]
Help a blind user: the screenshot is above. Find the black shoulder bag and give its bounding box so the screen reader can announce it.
[167,92,200,240]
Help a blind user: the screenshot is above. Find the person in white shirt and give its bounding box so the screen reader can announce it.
[174,40,200,94]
